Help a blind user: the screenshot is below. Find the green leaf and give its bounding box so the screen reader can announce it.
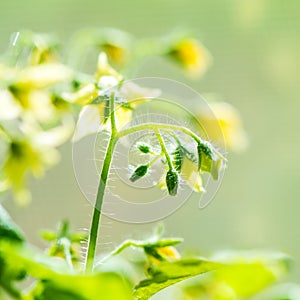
[97,236,183,265]
[0,205,24,243]
[182,250,291,299]
[134,258,220,300]
[1,242,132,300]
[30,272,132,300]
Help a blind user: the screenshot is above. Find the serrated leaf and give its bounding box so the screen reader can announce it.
[134,258,221,300]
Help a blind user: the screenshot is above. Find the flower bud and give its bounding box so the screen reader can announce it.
[197,142,213,171]
[137,142,151,154]
[130,165,148,182]
[166,170,178,196]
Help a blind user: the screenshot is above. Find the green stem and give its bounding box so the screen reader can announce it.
[118,123,203,144]
[148,153,162,167]
[154,129,172,170]
[85,93,118,273]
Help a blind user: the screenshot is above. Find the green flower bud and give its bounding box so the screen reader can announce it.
[130,165,149,182]
[197,143,202,170]
[137,142,151,154]
[197,142,213,171]
[172,146,184,172]
[166,170,179,196]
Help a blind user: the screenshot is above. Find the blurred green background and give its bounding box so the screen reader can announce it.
[1,0,300,279]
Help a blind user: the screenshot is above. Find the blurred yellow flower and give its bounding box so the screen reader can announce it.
[13,63,73,90]
[148,245,181,265]
[1,63,74,123]
[102,43,128,66]
[62,83,99,105]
[156,245,181,260]
[73,53,161,141]
[197,102,248,152]
[3,140,58,205]
[73,101,133,141]
[1,117,74,205]
[169,38,212,78]
[0,90,22,120]
[95,52,123,83]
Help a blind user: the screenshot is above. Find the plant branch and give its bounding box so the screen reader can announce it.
[118,123,203,144]
[154,129,172,170]
[85,93,118,273]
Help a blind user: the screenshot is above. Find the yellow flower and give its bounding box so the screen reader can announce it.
[169,38,212,78]
[95,52,123,83]
[156,246,180,260]
[102,43,128,66]
[2,117,73,205]
[3,140,57,205]
[0,90,22,120]
[98,28,133,66]
[1,63,74,123]
[73,54,161,141]
[62,83,99,105]
[197,102,248,152]
[149,246,181,265]
[73,101,133,141]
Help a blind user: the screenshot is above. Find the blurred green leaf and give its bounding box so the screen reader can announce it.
[1,242,132,300]
[0,205,24,243]
[134,258,220,300]
[29,272,132,300]
[182,250,291,300]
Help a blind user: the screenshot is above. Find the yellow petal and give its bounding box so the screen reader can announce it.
[198,102,248,152]
[170,38,212,78]
[62,83,99,105]
[0,90,22,120]
[14,63,73,89]
[95,52,122,82]
[181,157,204,193]
[120,82,161,107]
[73,104,105,142]
[33,116,74,147]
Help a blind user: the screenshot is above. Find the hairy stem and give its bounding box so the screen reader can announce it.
[155,129,172,170]
[118,123,203,144]
[85,94,117,273]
